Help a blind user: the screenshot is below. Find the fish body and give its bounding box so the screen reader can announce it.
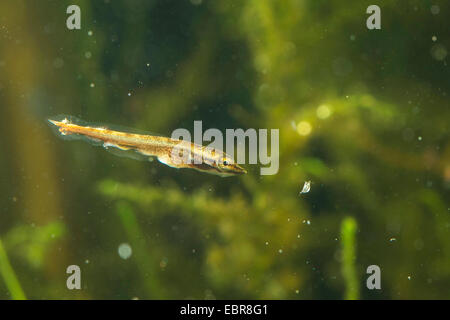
[48,118,247,177]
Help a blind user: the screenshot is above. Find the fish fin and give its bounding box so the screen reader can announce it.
[103,142,131,151]
[157,155,180,169]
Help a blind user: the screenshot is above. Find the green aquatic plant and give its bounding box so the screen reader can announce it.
[116,201,166,298]
[0,238,26,300]
[340,217,359,300]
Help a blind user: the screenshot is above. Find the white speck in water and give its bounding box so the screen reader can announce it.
[299,181,311,194]
[118,243,132,260]
[430,5,440,15]
[146,63,150,67]
[317,104,331,119]
[85,51,92,59]
[295,289,300,294]
[432,36,437,42]
[85,259,89,264]
[407,275,411,280]
[90,83,95,88]
[389,237,397,242]
[431,44,447,61]
[127,92,131,96]
[278,249,283,254]
[53,58,64,69]
[418,136,422,141]
[88,30,93,36]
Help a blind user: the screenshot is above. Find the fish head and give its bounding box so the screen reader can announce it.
[215,156,247,176]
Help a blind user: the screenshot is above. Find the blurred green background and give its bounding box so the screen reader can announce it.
[0,0,449,299]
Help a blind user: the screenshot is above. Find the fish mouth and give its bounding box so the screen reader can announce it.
[232,165,247,175]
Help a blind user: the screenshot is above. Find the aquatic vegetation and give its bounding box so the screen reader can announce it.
[340,217,359,300]
[0,239,26,300]
[0,0,448,299]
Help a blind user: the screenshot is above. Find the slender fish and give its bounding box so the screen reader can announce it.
[48,117,247,177]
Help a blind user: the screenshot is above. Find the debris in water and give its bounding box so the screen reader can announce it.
[118,243,132,260]
[299,181,311,194]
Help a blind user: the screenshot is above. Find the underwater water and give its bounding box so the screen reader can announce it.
[0,1,449,300]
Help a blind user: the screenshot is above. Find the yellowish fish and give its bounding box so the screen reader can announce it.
[48,117,247,177]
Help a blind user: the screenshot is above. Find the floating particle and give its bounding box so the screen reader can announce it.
[90,83,95,88]
[299,181,311,194]
[85,51,92,59]
[118,243,132,260]
[53,57,64,69]
[88,30,93,36]
[431,44,447,61]
[265,241,269,246]
[295,289,300,294]
[407,275,411,280]
[296,121,312,136]
[432,36,437,42]
[278,249,283,254]
[127,92,131,96]
[430,5,440,15]
[146,63,150,67]
[316,105,331,119]
[389,237,397,242]
[290,120,297,131]
[85,259,89,264]
[418,136,422,141]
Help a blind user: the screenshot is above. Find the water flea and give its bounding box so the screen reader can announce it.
[299,181,311,194]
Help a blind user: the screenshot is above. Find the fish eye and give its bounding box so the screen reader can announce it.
[223,160,228,166]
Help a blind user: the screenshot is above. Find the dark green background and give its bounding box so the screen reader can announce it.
[0,0,448,299]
